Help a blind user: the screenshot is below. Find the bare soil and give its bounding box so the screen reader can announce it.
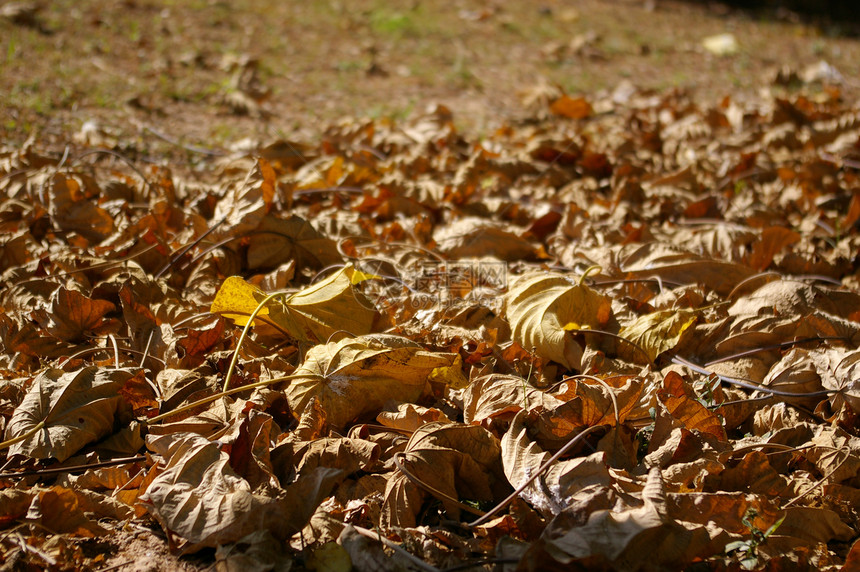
[3,0,860,154]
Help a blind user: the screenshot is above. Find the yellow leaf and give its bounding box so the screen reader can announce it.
[618,309,697,362]
[307,542,352,572]
[283,264,380,343]
[286,334,460,431]
[348,268,381,284]
[210,265,381,343]
[428,355,470,390]
[210,276,270,327]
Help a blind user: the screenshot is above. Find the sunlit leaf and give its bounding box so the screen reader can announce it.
[285,334,460,431]
[506,272,612,370]
[5,367,136,462]
[210,265,380,343]
[619,309,697,362]
[657,371,727,442]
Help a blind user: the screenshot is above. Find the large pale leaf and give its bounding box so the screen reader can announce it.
[284,264,380,343]
[435,218,542,261]
[285,334,460,431]
[617,242,755,296]
[5,367,135,462]
[463,373,562,426]
[140,432,342,554]
[506,272,612,370]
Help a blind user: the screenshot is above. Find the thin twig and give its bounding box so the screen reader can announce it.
[671,355,834,398]
[782,447,851,508]
[392,453,485,518]
[351,525,441,572]
[468,424,602,528]
[142,124,226,157]
[0,455,146,479]
[146,372,306,425]
[155,216,227,278]
[704,336,846,366]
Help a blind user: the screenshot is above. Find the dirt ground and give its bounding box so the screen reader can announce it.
[3,0,860,154]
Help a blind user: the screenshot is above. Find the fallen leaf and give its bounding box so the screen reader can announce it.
[5,367,136,462]
[506,272,612,370]
[619,308,697,363]
[501,410,612,517]
[549,95,592,119]
[285,334,461,431]
[658,371,727,442]
[381,421,503,527]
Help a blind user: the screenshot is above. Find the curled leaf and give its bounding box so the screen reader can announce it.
[506,272,612,370]
[210,264,380,343]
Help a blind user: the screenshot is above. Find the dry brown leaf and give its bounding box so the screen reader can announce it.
[381,421,503,528]
[38,286,119,343]
[658,371,727,442]
[25,486,109,537]
[140,432,342,554]
[376,402,452,432]
[5,367,136,462]
[215,530,293,572]
[285,334,460,431]
[272,436,380,483]
[748,226,801,271]
[702,450,788,496]
[435,220,542,261]
[246,214,342,271]
[212,158,276,240]
[463,373,563,427]
[501,410,612,517]
[534,468,721,569]
[618,242,756,296]
[549,95,592,119]
[47,173,115,243]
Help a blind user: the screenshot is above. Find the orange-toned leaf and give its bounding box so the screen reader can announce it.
[549,95,592,119]
[657,371,727,442]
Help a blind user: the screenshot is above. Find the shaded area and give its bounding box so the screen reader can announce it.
[708,0,860,23]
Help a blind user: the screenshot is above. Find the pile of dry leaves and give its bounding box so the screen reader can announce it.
[1,84,860,571]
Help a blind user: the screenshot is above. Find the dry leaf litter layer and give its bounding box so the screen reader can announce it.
[1,87,860,571]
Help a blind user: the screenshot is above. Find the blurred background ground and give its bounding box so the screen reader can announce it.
[2,0,859,158]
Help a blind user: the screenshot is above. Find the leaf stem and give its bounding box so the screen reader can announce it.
[222,291,287,392]
[467,424,602,528]
[0,421,45,452]
[578,265,602,286]
[147,372,303,425]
